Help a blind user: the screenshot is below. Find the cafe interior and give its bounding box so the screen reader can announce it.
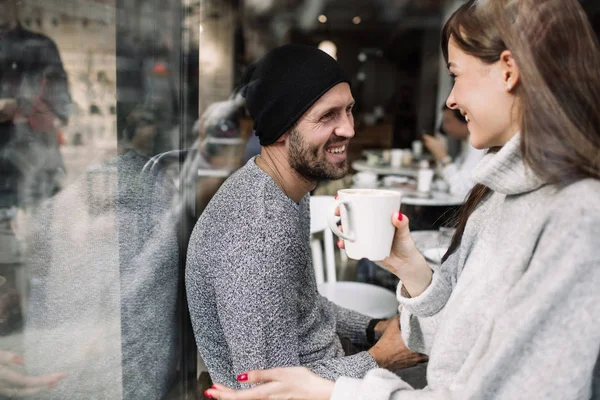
[0,0,599,398]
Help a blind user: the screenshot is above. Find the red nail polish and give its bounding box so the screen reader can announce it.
[398,213,403,221]
[204,390,213,399]
[334,194,338,200]
[237,373,248,382]
[211,385,217,389]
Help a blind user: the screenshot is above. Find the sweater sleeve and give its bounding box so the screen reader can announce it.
[213,238,377,386]
[332,198,600,399]
[395,249,461,354]
[212,238,301,387]
[321,296,373,345]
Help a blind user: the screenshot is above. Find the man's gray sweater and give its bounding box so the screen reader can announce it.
[186,157,378,388]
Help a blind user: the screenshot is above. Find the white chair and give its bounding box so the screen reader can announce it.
[310,196,399,319]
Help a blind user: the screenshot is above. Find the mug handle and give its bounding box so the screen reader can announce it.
[327,200,355,242]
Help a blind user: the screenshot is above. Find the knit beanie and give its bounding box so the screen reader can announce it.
[240,44,350,146]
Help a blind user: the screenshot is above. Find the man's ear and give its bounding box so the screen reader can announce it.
[276,129,291,144]
[500,50,520,92]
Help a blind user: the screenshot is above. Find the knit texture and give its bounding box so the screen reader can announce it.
[186,157,377,388]
[333,133,600,399]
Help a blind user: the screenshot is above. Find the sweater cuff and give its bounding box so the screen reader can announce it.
[331,377,365,400]
[355,350,379,372]
[397,271,450,317]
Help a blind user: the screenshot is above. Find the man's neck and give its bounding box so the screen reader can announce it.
[256,148,316,204]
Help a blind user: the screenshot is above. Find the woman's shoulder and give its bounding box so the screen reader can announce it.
[541,179,600,234]
[553,179,600,213]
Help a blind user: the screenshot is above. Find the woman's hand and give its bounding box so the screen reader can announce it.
[205,367,334,400]
[423,134,448,162]
[381,213,433,296]
[337,210,432,297]
[0,350,66,398]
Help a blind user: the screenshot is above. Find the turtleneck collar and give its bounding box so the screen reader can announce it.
[472,133,546,195]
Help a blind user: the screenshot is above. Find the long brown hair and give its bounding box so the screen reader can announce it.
[442,0,600,262]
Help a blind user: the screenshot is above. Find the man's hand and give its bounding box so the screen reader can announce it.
[423,134,448,162]
[368,316,428,371]
[373,318,392,342]
[0,99,18,123]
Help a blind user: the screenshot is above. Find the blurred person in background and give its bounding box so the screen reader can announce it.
[423,105,484,198]
[0,0,71,212]
[179,94,246,223]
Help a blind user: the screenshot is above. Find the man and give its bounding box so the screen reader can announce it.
[186,44,425,389]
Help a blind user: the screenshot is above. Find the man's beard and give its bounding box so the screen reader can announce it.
[288,128,348,181]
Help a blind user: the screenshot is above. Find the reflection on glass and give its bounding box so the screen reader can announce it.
[1,0,195,398]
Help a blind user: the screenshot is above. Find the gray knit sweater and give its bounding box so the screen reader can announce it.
[186,157,378,388]
[333,134,600,399]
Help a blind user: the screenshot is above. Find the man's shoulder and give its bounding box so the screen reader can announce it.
[193,163,303,245]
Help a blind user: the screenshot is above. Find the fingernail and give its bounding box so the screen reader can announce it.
[211,385,216,389]
[237,373,248,382]
[204,390,214,399]
[397,213,403,221]
[12,355,24,365]
[334,194,338,200]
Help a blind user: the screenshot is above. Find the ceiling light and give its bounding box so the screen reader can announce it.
[318,40,337,60]
[318,14,328,23]
[352,16,361,25]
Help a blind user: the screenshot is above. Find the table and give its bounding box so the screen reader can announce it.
[352,160,419,178]
[400,190,465,207]
[197,168,234,178]
[380,187,465,207]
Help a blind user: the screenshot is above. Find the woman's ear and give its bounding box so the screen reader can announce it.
[500,50,520,92]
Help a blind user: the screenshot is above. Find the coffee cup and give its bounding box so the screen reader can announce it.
[390,149,403,168]
[417,170,434,193]
[412,140,423,159]
[327,189,402,261]
[352,172,378,188]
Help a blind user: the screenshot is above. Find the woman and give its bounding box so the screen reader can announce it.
[206,0,600,398]
[423,105,485,198]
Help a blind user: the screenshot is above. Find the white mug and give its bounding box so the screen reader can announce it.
[412,140,423,158]
[352,172,378,188]
[417,168,435,193]
[390,149,403,168]
[327,189,402,261]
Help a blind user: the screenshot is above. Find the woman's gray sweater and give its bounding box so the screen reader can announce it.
[186,158,378,389]
[333,134,600,399]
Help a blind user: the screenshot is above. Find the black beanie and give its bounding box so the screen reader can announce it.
[240,44,350,146]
